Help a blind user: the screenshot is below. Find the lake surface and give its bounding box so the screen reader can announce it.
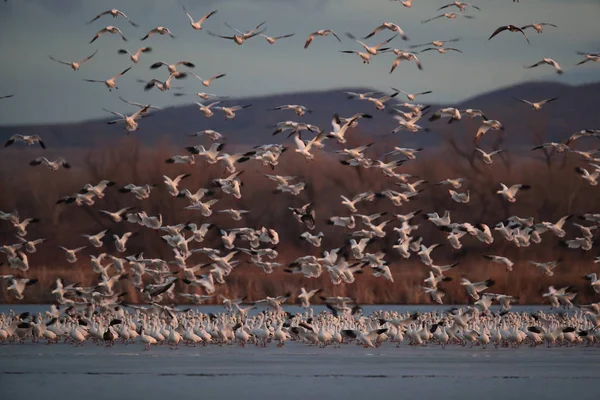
[1,304,598,400]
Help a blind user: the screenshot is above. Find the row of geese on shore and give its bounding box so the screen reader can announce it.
[1,302,600,349]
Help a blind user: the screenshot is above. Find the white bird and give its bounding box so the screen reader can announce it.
[89,26,127,43]
[113,232,135,253]
[364,22,408,40]
[525,58,564,74]
[475,120,504,143]
[497,183,531,203]
[515,97,558,111]
[4,134,45,149]
[142,27,176,40]
[117,47,152,63]
[476,148,504,164]
[49,50,98,71]
[83,229,108,248]
[483,255,514,272]
[304,29,341,49]
[208,21,266,45]
[29,157,70,171]
[461,278,495,300]
[183,7,218,30]
[104,104,150,133]
[87,9,138,26]
[260,33,295,44]
[58,246,88,264]
[84,66,131,91]
[163,173,192,197]
[298,288,323,308]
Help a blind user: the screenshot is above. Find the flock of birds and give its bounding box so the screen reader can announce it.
[1,1,600,350]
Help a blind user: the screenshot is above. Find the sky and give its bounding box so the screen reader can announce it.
[0,0,598,125]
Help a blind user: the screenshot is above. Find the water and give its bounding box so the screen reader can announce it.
[1,305,598,400]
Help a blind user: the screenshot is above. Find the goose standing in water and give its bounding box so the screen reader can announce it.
[182,7,218,30]
[49,50,98,71]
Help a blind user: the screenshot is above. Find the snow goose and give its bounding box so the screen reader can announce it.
[270,104,312,116]
[475,119,504,143]
[488,25,530,44]
[188,129,224,141]
[29,157,70,171]
[186,199,219,217]
[304,29,341,49]
[190,72,227,87]
[260,33,295,44]
[461,278,495,300]
[573,223,597,239]
[141,27,176,40]
[5,134,45,149]
[429,107,461,122]
[218,209,250,221]
[90,26,127,43]
[58,246,87,263]
[163,174,192,196]
[104,104,150,132]
[345,32,395,55]
[497,183,531,203]
[521,23,557,34]
[183,7,217,30]
[117,47,151,63]
[49,50,98,71]
[166,154,195,164]
[119,183,156,200]
[388,50,423,72]
[574,166,599,186]
[217,151,255,173]
[584,274,600,294]
[194,101,222,117]
[99,207,134,223]
[341,328,387,348]
[476,147,504,164]
[527,260,557,278]
[82,229,108,248]
[391,88,432,102]
[525,58,564,74]
[87,9,138,26]
[438,2,481,11]
[144,72,187,92]
[214,104,252,120]
[299,231,324,247]
[366,91,399,110]
[422,13,474,23]
[208,21,266,45]
[421,47,463,55]
[340,50,372,64]
[417,243,442,266]
[483,255,514,271]
[514,96,558,110]
[363,22,408,40]
[16,237,46,253]
[3,277,38,300]
[84,66,131,91]
[150,60,195,77]
[435,177,465,189]
[536,215,573,237]
[449,189,469,203]
[575,52,600,66]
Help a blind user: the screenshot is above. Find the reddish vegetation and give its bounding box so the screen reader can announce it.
[0,131,599,305]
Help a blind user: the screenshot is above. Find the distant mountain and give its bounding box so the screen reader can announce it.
[1,81,598,150]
